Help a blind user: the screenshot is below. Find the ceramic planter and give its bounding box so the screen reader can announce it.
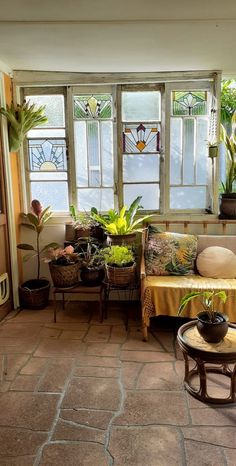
[197,311,229,343]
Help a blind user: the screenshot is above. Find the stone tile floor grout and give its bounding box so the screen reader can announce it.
[0,302,235,465]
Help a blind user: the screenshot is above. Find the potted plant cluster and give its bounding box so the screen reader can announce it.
[219,114,236,218]
[65,205,104,242]
[18,200,58,309]
[178,290,228,343]
[44,245,80,288]
[102,245,136,286]
[91,196,151,245]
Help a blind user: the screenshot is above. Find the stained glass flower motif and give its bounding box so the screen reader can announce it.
[172,91,207,116]
[28,139,67,171]
[123,123,160,153]
[74,95,112,119]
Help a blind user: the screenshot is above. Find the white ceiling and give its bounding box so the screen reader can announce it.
[0,0,236,74]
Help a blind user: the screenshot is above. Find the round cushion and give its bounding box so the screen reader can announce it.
[196,246,236,279]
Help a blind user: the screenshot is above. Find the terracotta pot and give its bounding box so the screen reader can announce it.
[197,311,229,343]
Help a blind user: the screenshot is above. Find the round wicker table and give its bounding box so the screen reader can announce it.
[177,321,236,404]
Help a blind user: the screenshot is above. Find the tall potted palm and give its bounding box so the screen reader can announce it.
[18,200,58,309]
[219,114,236,218]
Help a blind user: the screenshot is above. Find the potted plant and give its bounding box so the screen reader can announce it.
[44,245,80,288]
[102,245,136,286]
[219,114,236,218]
[0,100,48,152]
[178,290,228,343]
[91,196,151,245]
[76,238,105,286]
[18,200,58,309]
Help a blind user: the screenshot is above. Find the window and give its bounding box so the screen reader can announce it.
[169,89,211,211]
[122,90,161,210]
[73,91,114,211]
[25,93,69,211]
[23,76,218,215]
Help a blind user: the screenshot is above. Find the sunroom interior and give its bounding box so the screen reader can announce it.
[0,1,236,465]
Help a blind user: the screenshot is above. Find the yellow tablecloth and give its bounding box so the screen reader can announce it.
[142,275,236,326]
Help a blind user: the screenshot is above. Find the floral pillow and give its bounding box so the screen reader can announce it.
[145,228,197,276]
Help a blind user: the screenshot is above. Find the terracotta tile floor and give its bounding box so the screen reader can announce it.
[0,301,235,466]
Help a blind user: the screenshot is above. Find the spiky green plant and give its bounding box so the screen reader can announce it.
[220,113,236,193]
[0,100,48,151]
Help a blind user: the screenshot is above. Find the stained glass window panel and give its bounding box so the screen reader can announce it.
[31,182,69,211]
[170,118,182,185]
[124,184,159,210]
[26,95,65,127]
[183,119,195,185]
[172,91,207,116]
[122,92,161,121]
[74,95,112,119]
[170,187,206,209]
[123,154,159,182]
[28,139,67,171]
[196,118,209,184]
[123,124,160,153]
[77,188,114,211]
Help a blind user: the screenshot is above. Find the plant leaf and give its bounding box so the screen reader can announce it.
[17,243,35,251]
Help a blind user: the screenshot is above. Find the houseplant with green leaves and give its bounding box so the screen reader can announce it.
[0,100,48,152]
[102,245,136,286]
[75,237,105,286]
[91,196,151,245]
[18,200,59,309]
[219,113,236,218]
[44,244,81,288]
[178,290,228,343]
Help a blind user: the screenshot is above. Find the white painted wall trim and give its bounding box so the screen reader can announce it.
[0,72,19,308]
[0,60,12,77]
[13,70,219,87]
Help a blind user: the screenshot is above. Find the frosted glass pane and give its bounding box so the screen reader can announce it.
[30,172,67,181]
[123,154,159,182]
[31,182,69,211]
[101,121,113,186]
[170,118,182,184]
[74,121,88,187]
[77,188,114,211]
[87,121,100,187]
[196,118,208,184]
[183,119,194,184]
[28,129,65,138]
[122,92,161,121]
[124,184,159,210]
[170,187,206,209]
[26,95,65,127]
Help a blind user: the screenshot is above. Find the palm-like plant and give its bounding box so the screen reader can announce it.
[220,113,236,194]
[0,101,48,151]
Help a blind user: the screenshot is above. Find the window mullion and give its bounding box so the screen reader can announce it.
[116,84,123,210]
[67,86,77,208]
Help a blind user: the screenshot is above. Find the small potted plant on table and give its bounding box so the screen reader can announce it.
[45,245,80,288]
[76,238,105,286]
[102,245,136,287]
[178,290,228,343]
[91,196,151,245]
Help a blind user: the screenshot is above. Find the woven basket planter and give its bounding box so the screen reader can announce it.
[105,263,136,287]
[19,279,50,310]
[49,262,80,288]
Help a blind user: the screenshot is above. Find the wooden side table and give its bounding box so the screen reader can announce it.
[53,283,105,323]
[177,321,236,404]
